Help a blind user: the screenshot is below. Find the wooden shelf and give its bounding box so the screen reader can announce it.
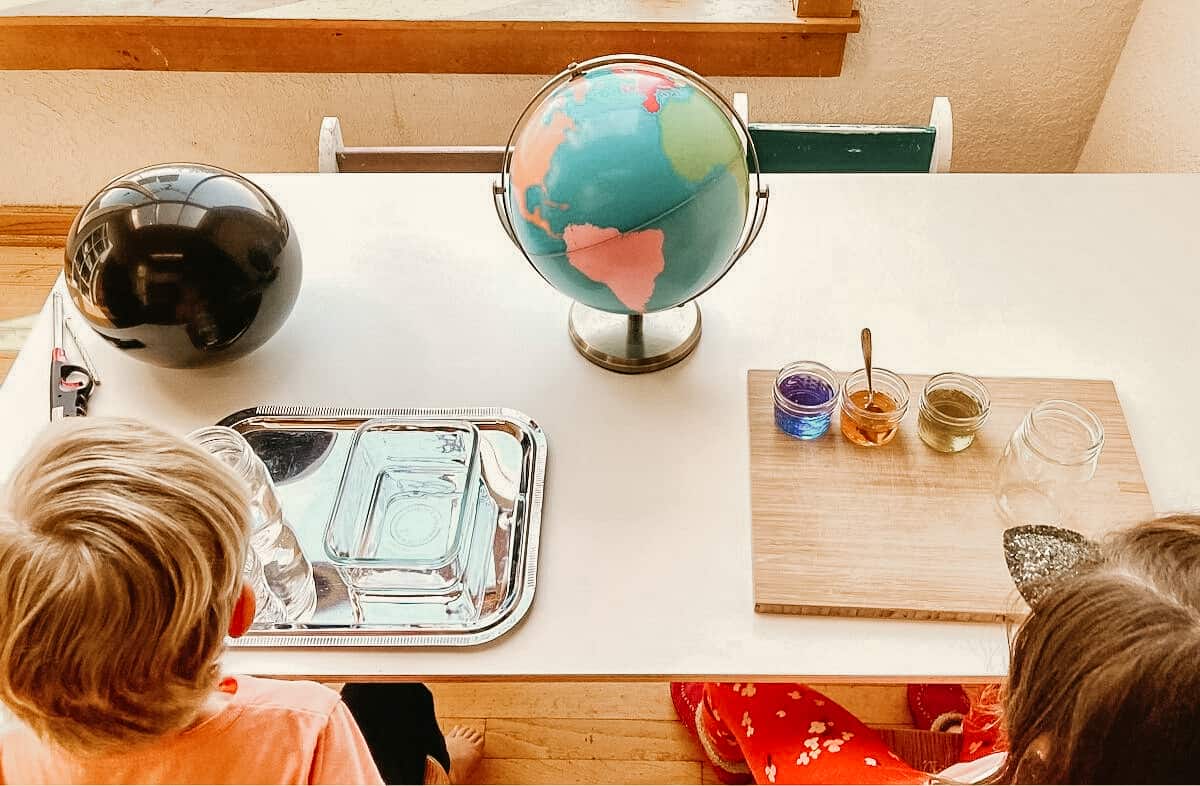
[0,206,76,248]
[0,12,860,77]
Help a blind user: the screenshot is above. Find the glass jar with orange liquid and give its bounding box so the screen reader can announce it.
[840,368,910,446]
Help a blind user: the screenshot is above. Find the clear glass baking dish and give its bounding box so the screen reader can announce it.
[325,419,487,606]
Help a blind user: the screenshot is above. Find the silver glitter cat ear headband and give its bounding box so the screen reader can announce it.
[1004,525,1102,607]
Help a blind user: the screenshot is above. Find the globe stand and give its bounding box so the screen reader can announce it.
[567,301,701,373]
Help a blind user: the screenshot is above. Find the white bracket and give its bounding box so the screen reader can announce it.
[318,116,345,173]
[733,92,749,125]
[928,97,953,173]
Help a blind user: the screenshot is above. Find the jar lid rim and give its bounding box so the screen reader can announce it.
[1022,400,1105,464]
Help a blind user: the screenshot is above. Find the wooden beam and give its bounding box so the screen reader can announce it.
[0,14,860,77]
[793,0,855,17]
[0,206,78,248]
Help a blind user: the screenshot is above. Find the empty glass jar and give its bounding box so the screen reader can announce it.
[189,425,317,624]
[994,400,1104,528]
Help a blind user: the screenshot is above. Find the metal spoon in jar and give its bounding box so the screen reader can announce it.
[860,327,884,413]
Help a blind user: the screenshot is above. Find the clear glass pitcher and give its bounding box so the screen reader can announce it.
[189,425,317,623]
[244,545,289,624]
[994,400,1104,528]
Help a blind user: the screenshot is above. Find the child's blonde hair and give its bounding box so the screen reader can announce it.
[0,416,251,754]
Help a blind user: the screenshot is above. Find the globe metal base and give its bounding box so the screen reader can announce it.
[567,301,701,374]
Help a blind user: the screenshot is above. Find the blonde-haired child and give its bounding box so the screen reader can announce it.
[0,417,481,784]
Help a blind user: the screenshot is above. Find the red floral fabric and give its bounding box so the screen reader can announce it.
[674,681,1007,785]
[690,683,926,785]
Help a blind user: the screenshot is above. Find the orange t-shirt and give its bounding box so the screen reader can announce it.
[0,676,384,785]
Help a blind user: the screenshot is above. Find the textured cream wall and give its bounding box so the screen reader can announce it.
[0,0,1141,204]
[1077,0,1200,173]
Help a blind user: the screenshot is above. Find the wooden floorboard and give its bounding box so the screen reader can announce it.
[0,205,76,248]
[0,287,52,322]
[0,260,62,287]
[473,758,702,785]
[812,683,914,726]
[485,717,706,762]
[430,682,680,722]
[0,246,59,382]
[430,682,910,727]
[0,244,63,262]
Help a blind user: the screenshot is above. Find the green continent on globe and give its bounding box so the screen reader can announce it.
[507,63,750,315]
[658,96,742,183]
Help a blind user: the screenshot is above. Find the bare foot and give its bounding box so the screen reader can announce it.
[445,725,484,784]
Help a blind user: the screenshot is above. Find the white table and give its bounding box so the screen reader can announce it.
[2,173,1196,682]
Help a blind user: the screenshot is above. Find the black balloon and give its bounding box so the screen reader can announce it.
[64,163,302,368]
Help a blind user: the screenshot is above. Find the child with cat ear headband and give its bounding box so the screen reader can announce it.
[672,516,1200,785]
[988,516,1200,783]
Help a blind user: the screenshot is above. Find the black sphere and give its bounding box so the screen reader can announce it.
[64,163,302,368]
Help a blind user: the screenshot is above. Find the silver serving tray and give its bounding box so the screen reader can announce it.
[217,406,546,647]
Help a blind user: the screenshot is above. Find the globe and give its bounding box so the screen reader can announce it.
[504,58,751,316]
[64,163,302,368]
[496,55,767,373]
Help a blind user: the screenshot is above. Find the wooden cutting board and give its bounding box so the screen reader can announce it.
[748,371,1154,622]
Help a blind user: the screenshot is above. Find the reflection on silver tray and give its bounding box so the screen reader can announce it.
[217,406,546,647]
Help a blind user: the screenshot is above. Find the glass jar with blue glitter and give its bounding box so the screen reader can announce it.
[773,361,840,439]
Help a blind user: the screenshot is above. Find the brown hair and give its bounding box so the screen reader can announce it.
[999,514,1200,783]
[0,417,250,754]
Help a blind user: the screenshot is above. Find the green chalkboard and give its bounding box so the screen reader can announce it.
[747,123,936,174]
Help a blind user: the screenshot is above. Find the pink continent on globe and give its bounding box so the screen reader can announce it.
[511,107,574,237]
[563,224,666,312]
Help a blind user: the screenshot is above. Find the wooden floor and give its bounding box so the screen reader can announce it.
[0,246,60,381]
[0,244,919,784]
[428,682,913,784]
